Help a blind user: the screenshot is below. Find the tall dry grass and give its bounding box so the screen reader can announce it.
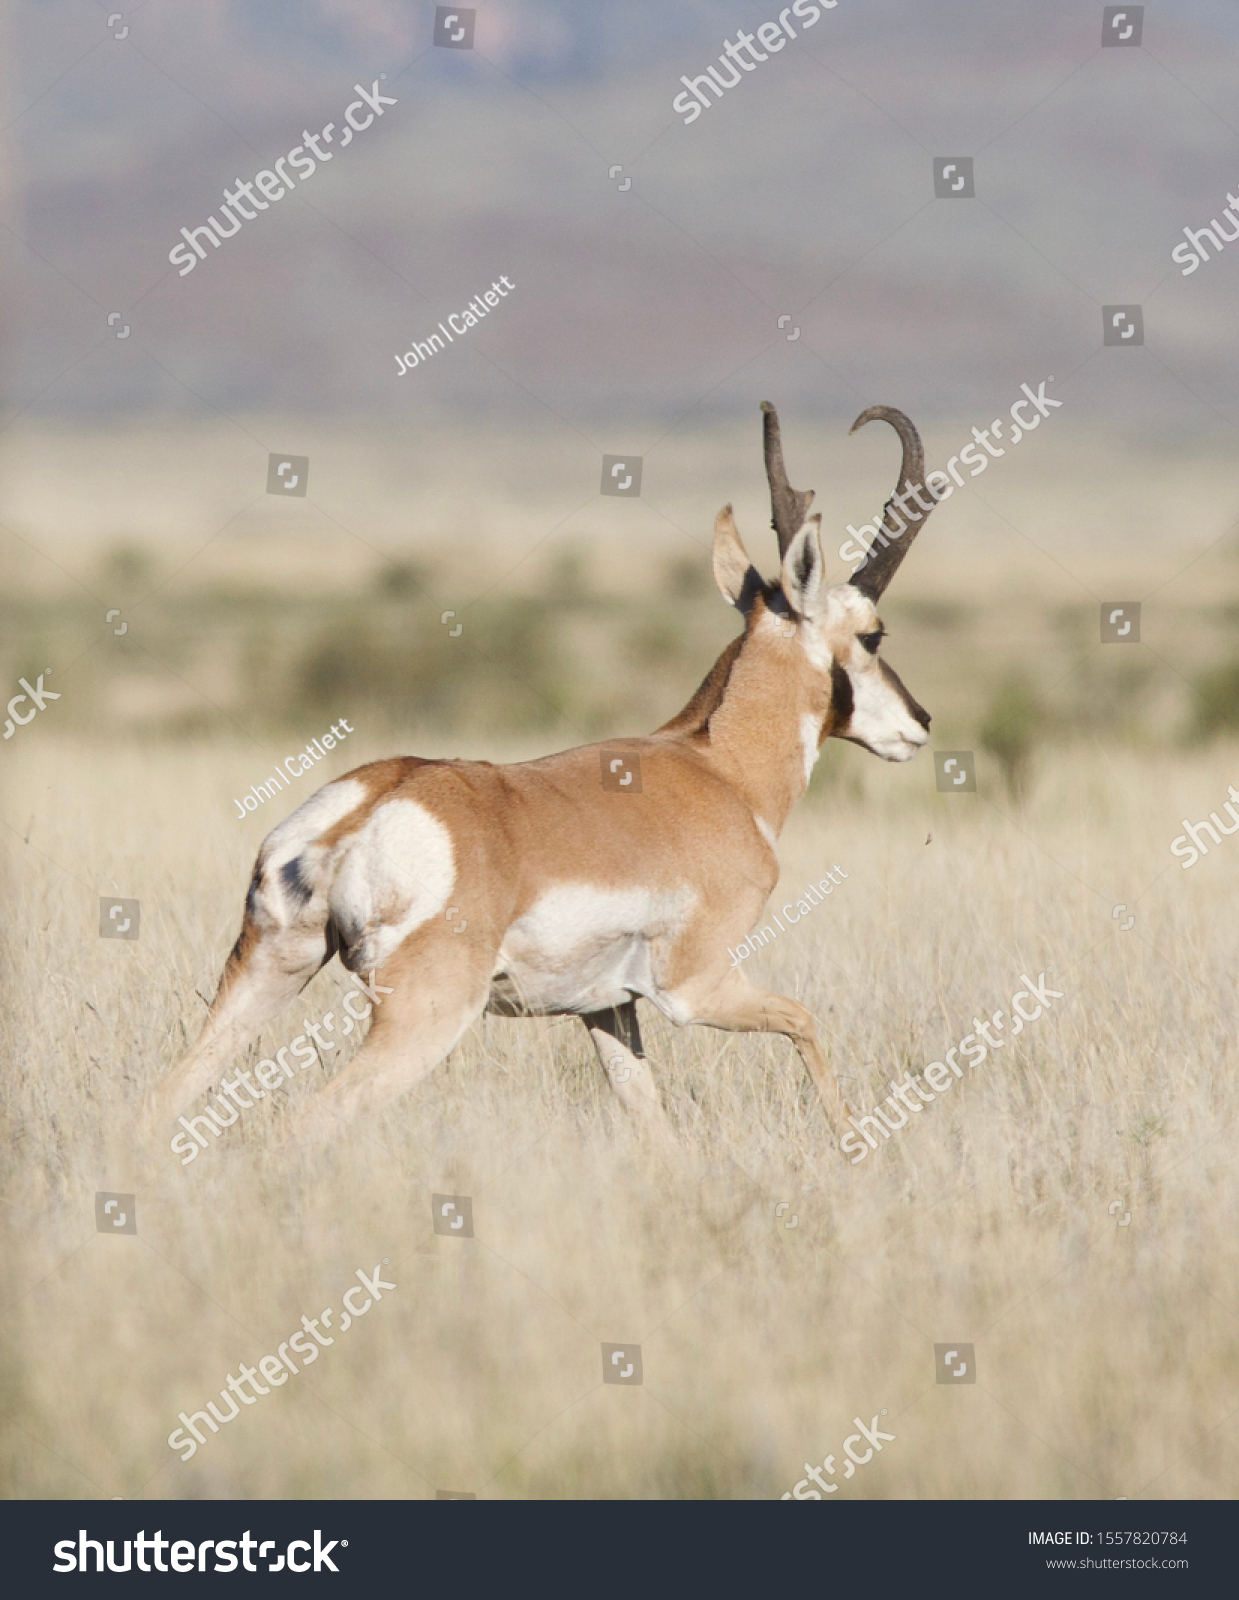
[2,731,1237,1499]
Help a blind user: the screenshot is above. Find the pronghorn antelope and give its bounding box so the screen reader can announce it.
[146,404,936,1150]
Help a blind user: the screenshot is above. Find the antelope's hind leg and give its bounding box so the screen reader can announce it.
[145,899,334,1142]
[581,999,676,1146]
[295,932,494,1142]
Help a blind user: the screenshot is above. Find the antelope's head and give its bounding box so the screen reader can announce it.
[712,402,934,764]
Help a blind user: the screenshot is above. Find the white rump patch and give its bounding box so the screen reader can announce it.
[248,778,368,929]
[494,883,697,1015]
[330,799,455,970]
[259,778,368,873]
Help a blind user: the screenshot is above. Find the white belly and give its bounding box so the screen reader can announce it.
[490,883,696,1015]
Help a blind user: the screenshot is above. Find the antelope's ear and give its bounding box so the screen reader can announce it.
[780,515,827,618]
[712,506,763,611]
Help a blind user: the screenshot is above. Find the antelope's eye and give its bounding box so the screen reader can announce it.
[858,631,883,654]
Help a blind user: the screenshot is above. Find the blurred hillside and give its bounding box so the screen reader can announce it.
[3,403,1238,762]
[8,0,1239,427]
[3,518,1237,765]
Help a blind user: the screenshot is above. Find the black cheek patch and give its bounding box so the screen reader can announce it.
[830,658,854,728]
[880,659,931,731]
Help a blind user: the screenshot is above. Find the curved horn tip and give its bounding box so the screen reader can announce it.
[760,400,774,414]
[849,405,888,434]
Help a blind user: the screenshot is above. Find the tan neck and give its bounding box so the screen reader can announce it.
[659,613,830,835]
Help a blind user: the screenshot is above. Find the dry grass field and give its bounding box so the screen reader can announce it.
[8,0,1239,1517]
[3,726,1237,1500]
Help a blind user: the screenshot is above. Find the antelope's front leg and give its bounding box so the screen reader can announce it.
[670,968,852,1135]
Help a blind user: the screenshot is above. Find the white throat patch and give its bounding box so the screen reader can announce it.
[800,712,823,785]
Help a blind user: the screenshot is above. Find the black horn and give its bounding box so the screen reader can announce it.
[847,405,934,601]
[760,400,815,558]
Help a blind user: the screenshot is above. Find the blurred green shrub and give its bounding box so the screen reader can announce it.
[979,678,1041,802]
[1190,658,1239,741]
